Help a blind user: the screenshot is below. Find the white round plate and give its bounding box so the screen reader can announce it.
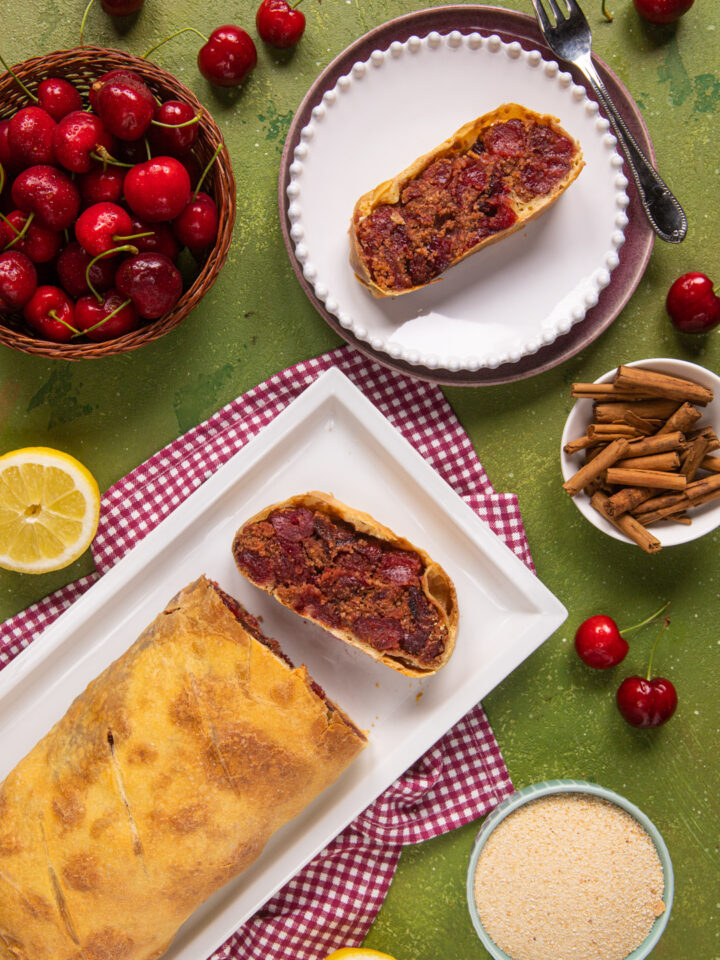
[287,30,628,372]
[560,358,720,548]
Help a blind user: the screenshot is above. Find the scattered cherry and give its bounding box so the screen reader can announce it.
[666,272,720,334]
[53,111,115,174]
[57,241,117,298]
[101,0,146,13]
[0,251,38,310]
[616,614,676,729]
[75,202,134,257]
[11,164,81,231]
[23,285,77,342]
[632,0,694,23]
[256,0,306,48]
[124,156,191,222]
[115,252,183,318]
[75,289,139,340]
[8,107,57,167]
[97,74,156,141]
[173,192,218,255]
[79,166,126,206]
[198,26,257,87]
[574,601,668,670]
[148,100,200,157]
[6,210,61,264]
[37,78,83,121]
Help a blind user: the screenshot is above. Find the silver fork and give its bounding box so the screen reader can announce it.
[531,0,687,243]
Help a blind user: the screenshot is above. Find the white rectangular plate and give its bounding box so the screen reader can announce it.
[0,368,566,958]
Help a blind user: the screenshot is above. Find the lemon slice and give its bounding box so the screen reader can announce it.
[324,951,397,960]
[0,447,100,574]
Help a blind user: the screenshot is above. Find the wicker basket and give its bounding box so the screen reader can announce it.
[0,47,236,360]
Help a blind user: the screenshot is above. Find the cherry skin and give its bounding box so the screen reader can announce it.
[0,121,22,176]
[129,217,181,260]
[666,272,720,334]
[616,676,678,728]
[198,26,257,87]
[574,615,629,669]
[53,111,115,174]
[75,202,134,257]
[101,0,146,13]
[97,74,156,141]
[124,157,191,222]
[633,0,694,23]
[7,107,57,167]
[79,166,126,206]
[11,165,81,231]
[89,69,139,112]
[0,220,11,249]
[173,192,218,254]
[75,289,139,341]
[148,100,199,157]
[5,211,61,264]
[115,252,183,318]
[0,251,38,311]
[57,242,117,298]
[37,78,83,121]
[256,0,306,48]
[23,285,76,342]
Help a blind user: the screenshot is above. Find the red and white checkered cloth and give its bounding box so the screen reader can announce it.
[0,345,528,960]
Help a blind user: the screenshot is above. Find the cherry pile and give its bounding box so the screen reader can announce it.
[0,67,220,343]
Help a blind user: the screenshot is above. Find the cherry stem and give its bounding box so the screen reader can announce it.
[0,211,19,235]
[73,297,132,338]
[600,0,614,21]
[0,52,39,103]
[3,211,34,251]
[49,309,80,335]
[91,146,133,168]
[143,136,151,160]
[150,111,202,129]
[85,244,138,302]
[143,27,209,60]
[620,600,670,637]
[291,0,304,8]
[193,143,223,200]
[114,231,154,242]
[646,616,671,681]
[79,0,96,47]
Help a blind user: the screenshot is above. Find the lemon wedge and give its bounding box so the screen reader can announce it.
[324,951,397,960]
[0,447,100,574]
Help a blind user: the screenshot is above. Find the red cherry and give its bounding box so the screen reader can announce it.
[11,165,81,231]
[115,252,183,318]
[148,100,199,157]
[178,152,203,190]
[37,78,83,121]
[89,69,139,112]
[0,121,22,176]
[79,166,126,206]
[0,251,38,311]
[53,111,115,174]
[574,615,629,669]
[256,0,306,48]
[57,242,117,298]
[0,220,11,249]
[75,289,139,340]
[173,192,218,254]
[129,217,181,260]
[8,107,57,167]
[124,156,191,222]
[632,0,694,23]
[616,676,678,728]
[5,211,61,264]
[23,285,77,341]
[75,202,134,257]
[198,26,257,87]
[666,272,720,334]
[97,75,156,141]
[101,0,145,13]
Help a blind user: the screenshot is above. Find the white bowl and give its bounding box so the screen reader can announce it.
[560,357,720,547]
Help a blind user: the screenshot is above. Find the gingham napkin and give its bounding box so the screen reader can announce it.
[0,345,530,960]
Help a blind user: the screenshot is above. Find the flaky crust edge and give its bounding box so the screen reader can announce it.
[233,491,458,677]
[348,102,585,298]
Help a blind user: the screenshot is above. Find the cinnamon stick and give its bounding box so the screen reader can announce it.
[656,402,702,436]
[563,439,630,497]
[700,456,720,473]
[680,437,710,482]
[571,383,650,401]
[686,473,720,501]
[604,486,655,517]
[594,399,680,424]
[624,432,685,457]
[614,365,714,406]
[588,423,640,437]
[615,452,680,472]
[605,468,687,491]
[563,435,598,455]
[591,491,662,554]
[623,411,660,435]
[632,491,687,516]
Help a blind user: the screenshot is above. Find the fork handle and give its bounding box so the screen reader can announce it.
[577,53,687,244]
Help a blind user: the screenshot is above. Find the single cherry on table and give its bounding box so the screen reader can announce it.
[573,601,668,670]
[616,614,676,729]
[633,0,694,23]
[256,0,306,49]
[198,25,258,86]
[666,272,720,334]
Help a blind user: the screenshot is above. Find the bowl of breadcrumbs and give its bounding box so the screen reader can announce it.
[467,779,673,960]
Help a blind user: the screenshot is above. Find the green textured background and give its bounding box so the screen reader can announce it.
[1,1,719,958]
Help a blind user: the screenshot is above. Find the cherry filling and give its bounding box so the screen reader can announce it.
[355,117,576,292]
[233,507,447,666]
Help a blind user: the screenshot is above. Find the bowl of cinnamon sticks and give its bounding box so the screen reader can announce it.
[560,358,720,553]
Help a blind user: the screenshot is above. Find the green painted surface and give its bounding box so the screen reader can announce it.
[1,1,719,958]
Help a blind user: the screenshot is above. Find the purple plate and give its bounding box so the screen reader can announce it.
[279,4,655,386]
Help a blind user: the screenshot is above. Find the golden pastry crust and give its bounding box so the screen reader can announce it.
[233,491,458,677]
[0,577,365,960]
[349,102,584,297]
